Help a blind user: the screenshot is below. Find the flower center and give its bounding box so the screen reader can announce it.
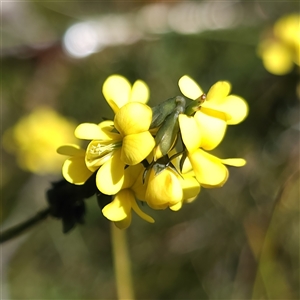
[86,140,122,167]
[89,140,122,156]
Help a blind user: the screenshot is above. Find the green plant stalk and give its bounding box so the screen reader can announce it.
[111,222,135,300]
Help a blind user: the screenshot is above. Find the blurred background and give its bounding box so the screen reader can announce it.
[1,1,299,299]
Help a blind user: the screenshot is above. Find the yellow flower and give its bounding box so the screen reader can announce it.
[102,74,150,113]
[62,102,155,195]
[102,164,154,229]
[178,76,249,152]
[187,149,246,187]
[257,14,300,75]
[56,73,249,229]
[175,74,248,188]
[179,75,249,125]
[144,158,200,211]
[2,107,78,174]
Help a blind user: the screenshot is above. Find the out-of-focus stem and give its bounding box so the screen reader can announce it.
[110,222,135,300]
[0,207,50,244]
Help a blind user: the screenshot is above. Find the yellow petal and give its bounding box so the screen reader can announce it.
[181,156,194,174]
[98,121,122,141]
[169,202,182,211]
[96,150,125,195]
[130,80,150,103]
[206,81,231,104]
[57,144,85,156]
[114,102,152,136]
[153,145,163,161]
[200,106,227,120]
[114,216,132,229]
[221,158,246,167]
[178,114,202,153]
[194,110,227,150]
[131,171,147,201]
[130,198,155,223]
[145,169,183,209]
[274,14,300,46]
[121,164,144,189]
[180,176,201,201]
[122,131,155,165]
[201,94,248,125]
[217,95,248,125]
[185,196,198,204]
[178,75,203,100]
[102,75,131,113]
[188,149,229,186]
[75,123,107,140]
[259,41,294,75]
[102,189,132,221]
[62,156,93,185]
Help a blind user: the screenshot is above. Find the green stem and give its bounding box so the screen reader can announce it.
[111,222,135,300]
[0,207,50,244]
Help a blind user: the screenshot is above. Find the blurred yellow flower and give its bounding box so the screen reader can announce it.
[258,14,300,75]
[2,107,77,174]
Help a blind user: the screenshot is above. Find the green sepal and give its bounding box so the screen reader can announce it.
[153,96,186,158]
[179,150,188,173]
[184,94,206,116]
[152,156,182,178]
[154,110,179,158]
[150,97,178,129]
[151,96,187,128]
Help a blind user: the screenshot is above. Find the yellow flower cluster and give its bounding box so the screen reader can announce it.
[257,14,300,75]
[58,75,248,229]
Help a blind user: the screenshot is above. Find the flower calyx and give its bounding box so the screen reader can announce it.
[184,93,207,116]
[143,155,182,184]
[153,96,186,160]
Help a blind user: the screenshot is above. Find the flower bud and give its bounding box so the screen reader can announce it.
[153,97,186,160]
[150,96,186,128]
[145,167,183,210]
[153,110,180,160]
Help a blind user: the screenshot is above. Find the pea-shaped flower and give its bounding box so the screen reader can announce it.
[179,75,248,125]
[61,102,155,195]
[257,14,300,75]
[178,76,248,152]
[143,156,200,211]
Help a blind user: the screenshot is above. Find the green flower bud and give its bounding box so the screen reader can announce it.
[153,97,186,160]
[150,96,186,128]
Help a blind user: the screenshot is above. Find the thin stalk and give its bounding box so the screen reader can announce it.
[0,207,50,244]
[110,222,135,300]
